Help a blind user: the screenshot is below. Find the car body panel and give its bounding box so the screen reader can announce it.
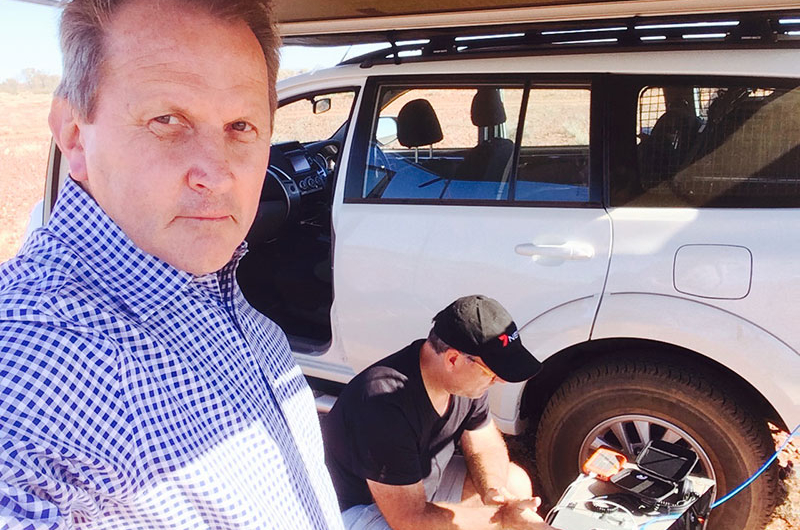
[330,203,612,375]
[489,295,611,434]
[592,292,800,430]
[601,208,800,354]
[591,206,800,430]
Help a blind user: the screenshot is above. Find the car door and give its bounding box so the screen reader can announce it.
[331,72,612,374]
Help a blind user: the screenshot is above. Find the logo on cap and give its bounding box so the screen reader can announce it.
[498,330,519,347]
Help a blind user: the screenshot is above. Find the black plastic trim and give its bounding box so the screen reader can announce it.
[342,197,602,208]
[313,10,800,61]
[508,80,531,202]
[48,147,61,211]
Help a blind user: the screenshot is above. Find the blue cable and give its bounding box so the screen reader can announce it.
[638,514,680,529]
[711,423,800,509]
[637,424,799,529]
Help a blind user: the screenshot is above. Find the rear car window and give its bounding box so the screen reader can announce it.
[629,83,800,207]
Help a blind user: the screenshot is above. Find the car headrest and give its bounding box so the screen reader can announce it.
[396,99,444,148]
[471,88,507,127]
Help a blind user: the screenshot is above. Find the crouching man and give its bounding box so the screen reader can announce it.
[322,295,555,530]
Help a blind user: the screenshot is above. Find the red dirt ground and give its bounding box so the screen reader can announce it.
[0,93,50,263]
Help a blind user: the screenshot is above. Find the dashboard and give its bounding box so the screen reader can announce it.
[269,141,335,196]
[247,140,338,244]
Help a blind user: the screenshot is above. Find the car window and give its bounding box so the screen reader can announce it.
[363,85,524,201]
[516,87,591,202]
[272,91,356,144]
[357,83,593,204]
[628,83,800,207]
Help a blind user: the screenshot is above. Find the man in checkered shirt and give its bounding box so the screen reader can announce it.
[0,0,345,529]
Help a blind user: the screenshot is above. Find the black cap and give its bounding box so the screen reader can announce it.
[432,295,542,383]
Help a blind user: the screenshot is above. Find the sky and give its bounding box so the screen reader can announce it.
[0,0,386,82]
[0,1,62,80]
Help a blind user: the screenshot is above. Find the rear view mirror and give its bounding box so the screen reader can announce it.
[313,97,331,114]
[376,116,398,146]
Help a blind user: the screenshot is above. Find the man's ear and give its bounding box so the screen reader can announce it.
[444,349,460,371]
[49,97,88,182]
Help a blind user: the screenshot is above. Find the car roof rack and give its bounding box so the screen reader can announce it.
[339,10,800,68]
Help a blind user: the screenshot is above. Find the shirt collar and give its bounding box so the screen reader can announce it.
[47,177,248,321]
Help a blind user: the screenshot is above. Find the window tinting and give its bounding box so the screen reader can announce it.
[516,88,591,202]
[364,86,524,201]
[361,84,593,204]
[633,84,800,207]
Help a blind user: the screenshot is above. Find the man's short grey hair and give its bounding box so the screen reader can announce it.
[427,329,453,355]
[56,0,281,122]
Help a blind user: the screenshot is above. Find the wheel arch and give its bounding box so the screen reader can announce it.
[518,337,785,436]
[491,292,799,436]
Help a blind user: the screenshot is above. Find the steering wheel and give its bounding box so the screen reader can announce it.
[245,165,300,246]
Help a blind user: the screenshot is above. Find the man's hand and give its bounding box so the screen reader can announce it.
[482,486,542,508]
[490,499,554,530]
[482,486,516,505]
[368,478,553,530]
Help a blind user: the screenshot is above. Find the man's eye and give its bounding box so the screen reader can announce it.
[230,121,254,133]
[154,115,180,125]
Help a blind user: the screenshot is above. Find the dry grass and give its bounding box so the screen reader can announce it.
[0,93,51,263]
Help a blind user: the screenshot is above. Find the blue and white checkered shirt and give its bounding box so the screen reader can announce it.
[0,178,345,530]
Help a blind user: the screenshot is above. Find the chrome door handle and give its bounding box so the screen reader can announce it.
[515,242,595,261]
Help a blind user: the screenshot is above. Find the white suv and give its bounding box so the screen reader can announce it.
[42,8,799,530]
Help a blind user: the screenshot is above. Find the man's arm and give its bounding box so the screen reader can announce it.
[0,479,64,530]
[460,419,521,504]
[366,479,548,530]
[0,321,123,530]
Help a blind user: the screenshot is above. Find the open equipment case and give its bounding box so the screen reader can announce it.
[547,441,715,530]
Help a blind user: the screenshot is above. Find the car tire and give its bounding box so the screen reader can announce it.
[533,355,778,530]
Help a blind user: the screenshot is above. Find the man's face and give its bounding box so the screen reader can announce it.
[59,0,271,275]
[448,351,501,399]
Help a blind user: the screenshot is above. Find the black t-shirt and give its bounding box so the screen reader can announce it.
[322,339,490,510]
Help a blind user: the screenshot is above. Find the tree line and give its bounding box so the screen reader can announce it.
[0,68,61,94]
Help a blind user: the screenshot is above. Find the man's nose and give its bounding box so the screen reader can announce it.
[186,135,234,193]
